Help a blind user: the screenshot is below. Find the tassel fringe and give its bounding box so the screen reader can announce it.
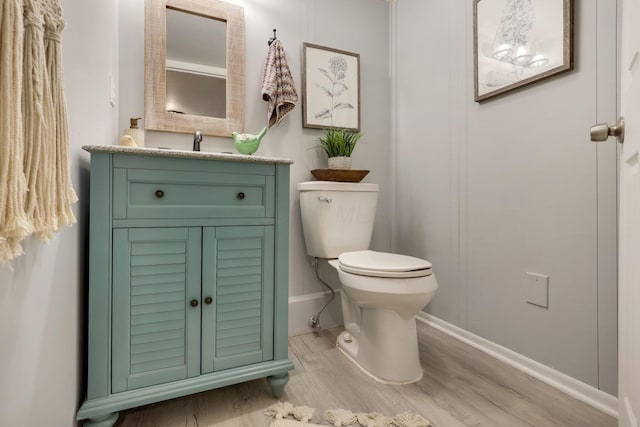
[0,0,76,267]
[264,402,432,427]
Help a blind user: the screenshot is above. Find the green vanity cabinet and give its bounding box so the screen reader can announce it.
[77,147,293,427]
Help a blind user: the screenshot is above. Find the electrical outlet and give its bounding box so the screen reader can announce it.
[525,272,549,308]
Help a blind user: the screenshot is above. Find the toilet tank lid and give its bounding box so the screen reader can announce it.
[297,181,379,192]
[338,250,432,273]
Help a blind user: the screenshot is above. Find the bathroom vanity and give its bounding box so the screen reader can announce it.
[77,146,293,427]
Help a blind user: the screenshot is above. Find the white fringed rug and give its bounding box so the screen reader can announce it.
[264,401,432,427]
[270,420,324,427]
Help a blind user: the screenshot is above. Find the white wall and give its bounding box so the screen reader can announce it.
[0,1,118,426]
[117,0,392,334]
[394,0,618,394]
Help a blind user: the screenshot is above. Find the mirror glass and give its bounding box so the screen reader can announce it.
[165,8,227,118]
[145,0,244,137]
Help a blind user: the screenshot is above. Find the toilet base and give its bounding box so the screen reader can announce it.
[336,308,424,384]
[337,331,423,385]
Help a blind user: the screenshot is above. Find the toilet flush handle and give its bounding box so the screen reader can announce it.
[318,196,332,203]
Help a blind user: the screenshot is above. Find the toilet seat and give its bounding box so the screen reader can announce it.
[338,250,432,278]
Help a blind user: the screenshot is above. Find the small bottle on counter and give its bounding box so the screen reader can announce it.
[121,117,145,147]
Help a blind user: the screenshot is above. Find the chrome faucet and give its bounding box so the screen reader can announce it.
[193,131,202,151]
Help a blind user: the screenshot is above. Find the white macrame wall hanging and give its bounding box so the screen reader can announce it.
[0,0,77,265]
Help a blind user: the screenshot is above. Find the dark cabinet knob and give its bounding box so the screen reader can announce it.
[237,192,245,200]
[190,299,198,307]
[155,190,164,198]
[204,296,213,305]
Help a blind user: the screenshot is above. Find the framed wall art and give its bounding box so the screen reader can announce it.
[302,42,360,131]
[473,0,574,102]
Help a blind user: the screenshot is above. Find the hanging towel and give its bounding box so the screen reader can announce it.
[261,38,297,128]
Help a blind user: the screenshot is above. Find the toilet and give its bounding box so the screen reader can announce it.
[297,181,438,384]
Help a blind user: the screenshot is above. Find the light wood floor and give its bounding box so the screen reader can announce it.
[115,322,616,427]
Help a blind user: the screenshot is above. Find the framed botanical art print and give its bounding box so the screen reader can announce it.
[302,43,360,131]
[474,0,574,102]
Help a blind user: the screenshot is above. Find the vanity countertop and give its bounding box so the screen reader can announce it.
[82,145,294,165]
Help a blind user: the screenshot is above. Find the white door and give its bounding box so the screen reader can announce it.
[619,0,640,424]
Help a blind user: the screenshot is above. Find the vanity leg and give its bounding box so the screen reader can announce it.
[82,412,119,427]
[267,372,290,398]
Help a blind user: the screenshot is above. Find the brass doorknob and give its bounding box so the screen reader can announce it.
[590,117,625,143]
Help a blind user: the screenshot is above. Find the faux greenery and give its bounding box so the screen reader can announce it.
[316,128,362,157]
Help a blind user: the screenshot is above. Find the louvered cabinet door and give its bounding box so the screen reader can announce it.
[112,227,202,393]
[201,226,275,373]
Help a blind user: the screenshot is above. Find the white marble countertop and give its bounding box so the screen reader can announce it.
[82,145,294,165]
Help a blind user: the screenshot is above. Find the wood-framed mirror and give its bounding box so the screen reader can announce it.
[145,0,244,137]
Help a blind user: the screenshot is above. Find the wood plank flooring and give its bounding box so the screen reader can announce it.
[114,323,616,427]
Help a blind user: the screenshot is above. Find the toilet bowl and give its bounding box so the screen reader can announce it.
[329,250,437,383]
[296,181,438,384]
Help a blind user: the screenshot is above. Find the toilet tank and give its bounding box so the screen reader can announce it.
[297,181,379,258]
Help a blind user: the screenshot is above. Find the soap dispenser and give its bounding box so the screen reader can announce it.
[123,117,145,147]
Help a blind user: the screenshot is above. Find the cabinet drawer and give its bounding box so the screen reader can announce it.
[113,168,274,220]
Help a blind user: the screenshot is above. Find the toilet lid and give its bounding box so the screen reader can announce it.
[338,250,432,278]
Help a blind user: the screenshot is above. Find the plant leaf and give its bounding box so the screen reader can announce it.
[332,87,347,96]
[318,68,334,83]
[333,82,348,95]
[315,128,362,157]
[333,102,354,110]
[314,109,332,119]
[314,83,333,97]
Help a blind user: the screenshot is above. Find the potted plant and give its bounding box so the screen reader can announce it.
[316,128,362,169]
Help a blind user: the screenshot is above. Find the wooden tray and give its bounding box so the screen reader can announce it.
[311,169,370,183]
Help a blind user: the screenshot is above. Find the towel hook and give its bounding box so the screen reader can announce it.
[268,28,277,46]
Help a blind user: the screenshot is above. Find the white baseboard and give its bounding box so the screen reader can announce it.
[416,312,618,419]
[621,396,638,427]
[288,289,343,337]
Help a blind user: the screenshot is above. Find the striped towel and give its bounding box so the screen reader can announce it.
[261,39,298,128]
